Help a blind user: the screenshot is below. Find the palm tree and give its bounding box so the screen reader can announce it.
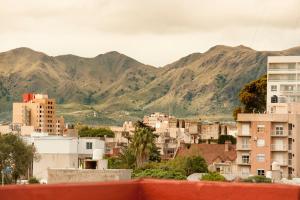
[130,121,157,168]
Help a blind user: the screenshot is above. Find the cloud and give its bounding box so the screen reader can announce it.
[0,0,300,66]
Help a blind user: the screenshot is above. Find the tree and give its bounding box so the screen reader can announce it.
[233,75,267,120]
[239,75,267,113]
[78,126,114,138]
[218,135,236,144]
[0,134,36,184]
[130,121,158,168]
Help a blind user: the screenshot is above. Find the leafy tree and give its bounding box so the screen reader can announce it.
[0,134,36,184]
[78,126,114,138]
[240,75,267,112]
[130,121,157,168]
[218,135,236,144]
[233,107,242,121]
[166,156,208,176]
[149,145,161,162]
[201,172,226,181]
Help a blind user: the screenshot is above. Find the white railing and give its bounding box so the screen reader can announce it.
[237,144,250,150]
[271,144,288,151]
[271,160,288,166]
[271,132,287,137]
[236,159,251,165]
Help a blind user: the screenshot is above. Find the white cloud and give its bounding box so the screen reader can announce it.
[0,0,300,66]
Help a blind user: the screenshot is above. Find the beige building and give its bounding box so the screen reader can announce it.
[12,93,64,135]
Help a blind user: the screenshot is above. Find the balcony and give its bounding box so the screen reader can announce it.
[236,144,251,150]
[271,144,288,151]
[1,179,300,200]
[236,133,251,137]
[237,159,251,165]
[271,160,288,166]
[271,132,288,137]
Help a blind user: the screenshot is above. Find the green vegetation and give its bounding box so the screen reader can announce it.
[242,175,272,183]
[201,172,226,181]
[218,135,236,144]
[0,134,36,184]
[233,75,267,120]
[78,126,114,137]
[130,121,158,168]
[133,168,186,180]
[28,177,40,184]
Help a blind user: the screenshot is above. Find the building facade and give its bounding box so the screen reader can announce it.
[12,93,65,135]
[236,56,300,179]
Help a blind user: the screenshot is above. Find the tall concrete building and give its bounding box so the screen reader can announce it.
[236,56,300,179]
[267,56,300,113]
[13,93,65,135]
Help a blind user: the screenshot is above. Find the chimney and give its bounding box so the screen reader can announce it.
[224,140,231,152]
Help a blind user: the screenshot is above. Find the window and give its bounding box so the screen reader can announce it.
[257,125,265,132]
[271,85,277,91]
[257,169,265,176]
[242,155,249,164]
[256,154,265,162]
[242,123,250,135]
[257,139,265,147]
[275,126,284,135]
[86,142,93,149]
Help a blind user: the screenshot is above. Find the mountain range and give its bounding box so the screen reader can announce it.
[0,45,300,125]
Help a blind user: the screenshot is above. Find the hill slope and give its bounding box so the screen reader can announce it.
[0,45,300,125]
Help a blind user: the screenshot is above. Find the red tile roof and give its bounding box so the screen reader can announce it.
[176,144,236,164]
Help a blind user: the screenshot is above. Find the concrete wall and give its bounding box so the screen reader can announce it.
[47,169,132,184]
[78,138,105,155]
[33,154,78,182]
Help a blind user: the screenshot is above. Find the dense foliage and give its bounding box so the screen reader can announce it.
[0,134,36,184]
[201,172,226,181]
[133,168,186,180]
[242,175,272,183]
[218,135,236,144]
[233,75,267,120]
[28,177,40,184]
[78,126,114,137]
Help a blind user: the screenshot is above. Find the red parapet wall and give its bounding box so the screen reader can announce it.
[0,179,299,200]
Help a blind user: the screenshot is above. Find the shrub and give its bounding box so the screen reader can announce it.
[28,177,40,184]
[201,172,226,181]
[167,156,208,176]
[78,126,114,138]
[242,175,272,183]
[133,168,186,180]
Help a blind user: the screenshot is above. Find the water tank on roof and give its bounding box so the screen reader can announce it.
[92,149,104,160]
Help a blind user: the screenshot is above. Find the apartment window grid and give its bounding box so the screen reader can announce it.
[242,155,250,164]
[257,125,265,133]
[256,154,265,162]
[275,126,284,135]
[86,142,93,150]
[257,169,265,176]
[271,85,277,91]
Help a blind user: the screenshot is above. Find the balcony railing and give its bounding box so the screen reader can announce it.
[236,144,251,150]
[237,159,251,165]
[237,133,251,137]
[271,160,288,166]
[271,144,288,151]
[271,132,287,137]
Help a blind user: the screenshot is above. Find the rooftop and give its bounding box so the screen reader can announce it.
[176,144,236,164]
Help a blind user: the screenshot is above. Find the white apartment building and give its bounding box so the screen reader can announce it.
[267,56,300,113]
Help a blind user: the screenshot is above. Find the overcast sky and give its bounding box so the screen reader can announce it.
[1,0,300,66]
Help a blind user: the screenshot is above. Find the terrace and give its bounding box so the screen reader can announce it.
[0,179,300,200]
